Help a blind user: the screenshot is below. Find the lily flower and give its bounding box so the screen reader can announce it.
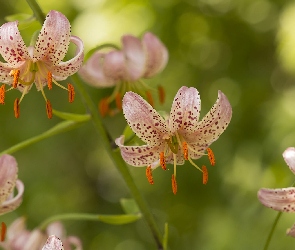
[0,10,84,118]
[78,32,168,117]
[0,154,24,215]
[115,86,232,194]
[42,235,64,250]
[0,218,82,250]
[258,147,295,237]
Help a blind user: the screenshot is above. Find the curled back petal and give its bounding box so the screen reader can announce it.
[283,147,295,175]
[115,135,164,167]
[42,235,64,250]
[142,32,168,78]
[0,21,30,67]
[33,10,71,65]
[122,35,146,81]
[0,154,18,203]
[258,187,295,213]
[0,180,24,215]
[50,36,84,80]
[189,90,232,145]
[169,86,201,135]
[122,92,168,146]
[78,51,116,87]
[103,50,127,82]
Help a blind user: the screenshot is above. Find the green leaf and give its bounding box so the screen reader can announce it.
[98,214,141,225]
[52,109,91,122]
[5,14,38,30]
[120,198,140,215]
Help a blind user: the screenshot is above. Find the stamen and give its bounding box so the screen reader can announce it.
[14,98,20,118]
[171,174,177,195]
[46,100,52,119]
[146,166,154,185]
[115,92,122,110]
[47,72,52,90]
[10,70,20,88]
[158,85,165,104]
[68,83,75,103]
[0,222,6,242]
[98,98,109,117]
[182,142,188,160]
[160,152,166,170]
[146,91,154,107]
[202,165,208,184]
[207,148,215,166]
[0,85,5,104]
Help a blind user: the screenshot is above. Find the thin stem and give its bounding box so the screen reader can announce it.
[25,0,46,24]
[263,212,282,250]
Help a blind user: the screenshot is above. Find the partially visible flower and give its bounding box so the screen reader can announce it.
[258,147,295,237]
[42,235,64,250]
[115,86,232,194]
[79,32,168,116]
[0,218,82,250]
[0,154,24,215]
[0,10,84,118]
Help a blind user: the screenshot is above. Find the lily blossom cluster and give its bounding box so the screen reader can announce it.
[0,10,84,118]
[0,154,24,215]
[258,147,295,237]
[0,217,82,250]
[78,32,168,117]
[115,86,232,194]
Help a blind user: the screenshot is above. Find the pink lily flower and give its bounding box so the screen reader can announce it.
[115,86,232,194]
[258,147,295,237]
[0,154,24,215]
[78,32,168,117]
[42,235,64,250]
[0,10,84,118]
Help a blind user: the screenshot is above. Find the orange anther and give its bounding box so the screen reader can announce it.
[11,70,20,88]
[47,72,52,90]
[146,166,154,185]
[46,100,52,119]
[146,91,154,107]
[115,92,122,110]
[98,98,109,117]
[0,85,5,104]
[68,83,75,103]
[0,222,6,242]
[158,85,165,104]
[171,174,177,195]
[160,152,166,170]
[202,165,208,184]
[14,98,20,118]
[207,148,215,166]
[182,142,188,160]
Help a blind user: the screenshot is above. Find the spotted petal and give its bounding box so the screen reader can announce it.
[33,10,71,65]
[169,86,201,135]
[142,32,168,78]
[258,188,295,212]
[0,61,14,83]
[115,135,164,167]
[189,90,232,145]
[0,21,30,67]
[283,147,295,175]
[42,235,64,250]
[103,50,127,82]
[122,91,168,146]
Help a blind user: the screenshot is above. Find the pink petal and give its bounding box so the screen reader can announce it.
[78,51,116,87]
[0,180,24,215]
[187,143,209,160]
[24,229,47,250]
[46,222,65,239]
[169,86,201,135]
[33,10,71,65]
[122,91,168,146]
[50,35,84,80]
[283,147,295,175]
[122,35,146,81]
[42,235,64,250]
[6,217,27,239]
[0,61,14,83]
[190,90,232,145]
[258,187,295,212]
[115,135,164,167]
[0,21,30,67]
[142,32,168,78]
[0,154,18,203]
[103,50,127,82]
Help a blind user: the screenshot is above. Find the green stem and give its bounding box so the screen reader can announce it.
[263,212,282,250]
[25,0,45,24]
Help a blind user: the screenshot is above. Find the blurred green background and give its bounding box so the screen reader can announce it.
[2,0,295,249]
